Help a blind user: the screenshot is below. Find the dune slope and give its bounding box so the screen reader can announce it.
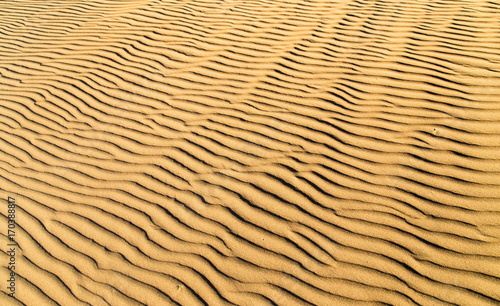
[1,0,500,305]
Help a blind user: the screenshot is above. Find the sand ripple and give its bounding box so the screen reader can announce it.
[1,0,500,305]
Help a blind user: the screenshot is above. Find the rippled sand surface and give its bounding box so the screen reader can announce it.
[1,0,500,305]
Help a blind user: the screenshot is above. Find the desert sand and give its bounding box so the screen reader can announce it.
[1,0,499,305]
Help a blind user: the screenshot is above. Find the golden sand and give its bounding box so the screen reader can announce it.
[1,0,499,305]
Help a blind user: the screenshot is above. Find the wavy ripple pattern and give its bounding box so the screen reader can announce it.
[1,0,500,305]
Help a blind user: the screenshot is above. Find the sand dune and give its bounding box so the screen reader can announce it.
[1,0,500,305]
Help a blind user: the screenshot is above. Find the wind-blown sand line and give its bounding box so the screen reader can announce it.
[1,0,500,305]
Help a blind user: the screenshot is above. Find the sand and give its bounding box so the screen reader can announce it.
[1,0,499,305]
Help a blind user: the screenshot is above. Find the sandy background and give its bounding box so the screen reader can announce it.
[1,0,499,305]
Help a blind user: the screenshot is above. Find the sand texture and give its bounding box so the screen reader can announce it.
[1,0,500,305]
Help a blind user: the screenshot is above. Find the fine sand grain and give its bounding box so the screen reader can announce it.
[1,0,500,305]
